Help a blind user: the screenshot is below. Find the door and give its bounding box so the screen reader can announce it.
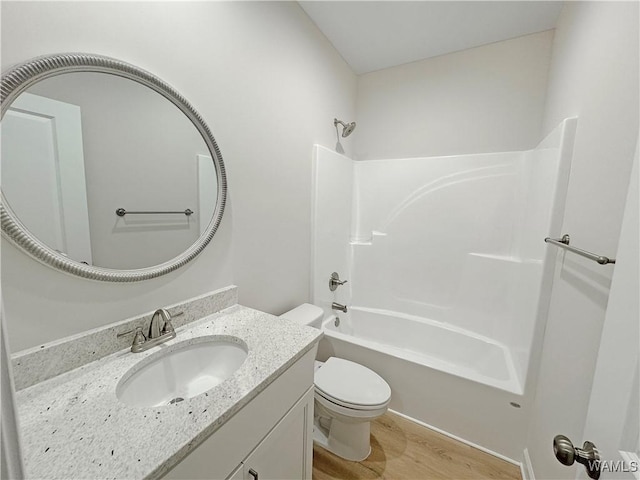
[579,144,639,479]
[1,92,93,264]
[1,295,25,480]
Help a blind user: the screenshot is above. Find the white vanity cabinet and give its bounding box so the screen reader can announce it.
[229,388,313,480]
[164,347,317,480]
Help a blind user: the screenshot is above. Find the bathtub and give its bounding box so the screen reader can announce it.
[325,306,522,394]
[316,306,528,461]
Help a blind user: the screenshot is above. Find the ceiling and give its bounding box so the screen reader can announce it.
[299,1,564,74]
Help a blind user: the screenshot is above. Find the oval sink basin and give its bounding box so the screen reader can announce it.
[116,337,248,407]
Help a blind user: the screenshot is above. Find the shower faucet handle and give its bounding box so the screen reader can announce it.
[329,272,348,291]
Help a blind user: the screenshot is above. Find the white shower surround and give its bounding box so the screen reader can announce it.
[311,118,576,459]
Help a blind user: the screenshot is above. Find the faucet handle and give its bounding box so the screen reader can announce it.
[329,272,348,291]
[131,327,146,348]
[162,319,175,335]
[117,326,146,350]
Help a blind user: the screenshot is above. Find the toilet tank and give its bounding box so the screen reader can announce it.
[280,303,324,329]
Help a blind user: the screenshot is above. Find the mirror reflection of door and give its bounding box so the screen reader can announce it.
[2,93,93,265]
[1,72,219,270]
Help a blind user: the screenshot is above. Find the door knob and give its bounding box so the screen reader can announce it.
[553,434,600,479]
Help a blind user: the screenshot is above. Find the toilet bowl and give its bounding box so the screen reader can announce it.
[280,304,391,461]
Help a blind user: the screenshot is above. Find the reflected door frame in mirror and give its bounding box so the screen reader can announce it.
[1,53,227,281]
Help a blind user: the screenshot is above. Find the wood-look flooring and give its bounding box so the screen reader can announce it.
[312,412,522,480]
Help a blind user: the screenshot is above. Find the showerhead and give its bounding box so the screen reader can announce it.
[334,118,356,138]
[342,122,356,137]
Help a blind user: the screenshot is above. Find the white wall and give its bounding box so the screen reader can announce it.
[354,30,554,160]
[525,2,639,479]
[1,1,356,352]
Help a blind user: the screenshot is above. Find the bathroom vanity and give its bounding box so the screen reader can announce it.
[165,348,315,480]
[13,300,321,480]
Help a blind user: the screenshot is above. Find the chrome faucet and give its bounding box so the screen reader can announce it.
[331,302,348,313]
[117,309,182,353]
[148,308,173,339]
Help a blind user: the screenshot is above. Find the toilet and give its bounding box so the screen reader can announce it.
[280,303,391,461]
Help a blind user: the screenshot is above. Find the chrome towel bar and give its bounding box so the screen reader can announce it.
[116,208,193,217]
[544,234,615,265]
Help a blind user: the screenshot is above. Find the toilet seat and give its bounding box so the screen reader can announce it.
[315,390,389,421]
[314,357,391,410]
[315,389,389,413]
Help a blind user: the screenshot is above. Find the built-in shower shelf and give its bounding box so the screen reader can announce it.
[350,231,387,246]
[469,252,542,264]
[350,239,373,246]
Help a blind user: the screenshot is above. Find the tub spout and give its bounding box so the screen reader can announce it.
[332,302,348,313]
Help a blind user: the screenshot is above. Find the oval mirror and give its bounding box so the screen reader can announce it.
[1,53,227,281]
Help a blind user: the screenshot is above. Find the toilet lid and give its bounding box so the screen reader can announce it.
[314,357,391,408]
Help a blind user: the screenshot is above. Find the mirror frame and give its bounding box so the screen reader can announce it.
[1,53,227,282]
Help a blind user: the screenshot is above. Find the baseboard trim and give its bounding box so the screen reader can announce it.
[388,409,522,467]
[521,448,535,480]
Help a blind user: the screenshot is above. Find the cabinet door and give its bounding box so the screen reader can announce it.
[243,388,314,480]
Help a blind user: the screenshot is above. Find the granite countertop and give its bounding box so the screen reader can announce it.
[15,305,322,480]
